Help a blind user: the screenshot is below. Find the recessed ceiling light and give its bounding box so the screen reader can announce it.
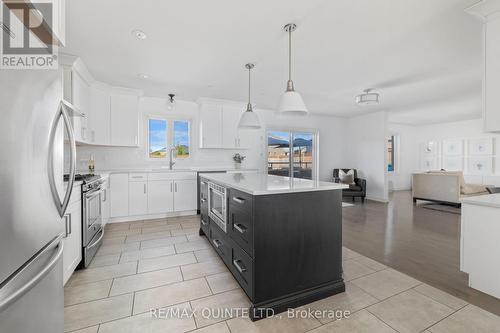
[131,29,147,40]
[138,73,149,79]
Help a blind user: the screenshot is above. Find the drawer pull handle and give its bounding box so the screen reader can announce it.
[131,176,143,179]
[232,197,245,204]
[234,223,246,234]
[212,239,221,248]
[201,219,208,226]
[233,259,247,273]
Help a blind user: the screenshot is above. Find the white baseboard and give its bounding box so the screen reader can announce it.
[366,195,389,203]
[109,210,198,224]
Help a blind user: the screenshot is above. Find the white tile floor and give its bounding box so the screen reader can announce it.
[64,215,500,333]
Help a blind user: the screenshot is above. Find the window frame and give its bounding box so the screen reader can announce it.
[265,127,319,180]
[146,115,192,161]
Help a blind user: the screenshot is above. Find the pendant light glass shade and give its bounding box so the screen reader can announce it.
[279,23,308,115]
[238,63,261,129]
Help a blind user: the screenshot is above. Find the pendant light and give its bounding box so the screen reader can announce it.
[167,93,176,110]
[278,23,308,115]
[238,63,261,129]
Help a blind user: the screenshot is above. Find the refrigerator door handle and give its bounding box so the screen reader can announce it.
[48,100,76,217]
[0,236,63,312]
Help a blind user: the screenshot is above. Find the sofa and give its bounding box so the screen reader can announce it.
[412,171,490,207]
[333,168,367,202]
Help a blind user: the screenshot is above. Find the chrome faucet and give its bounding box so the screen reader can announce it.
[169,147,177,170]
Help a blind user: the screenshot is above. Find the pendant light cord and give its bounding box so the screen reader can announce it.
[288,28,292,81]
[248,66,251,104]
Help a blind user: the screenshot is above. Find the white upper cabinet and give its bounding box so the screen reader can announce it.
[199,103,223,148]
[88,86,111,145]
[110,93,139,146]
[467,0,500,132]
[222,105,241,149]
[485,15,500,132]
[199,101,250,149]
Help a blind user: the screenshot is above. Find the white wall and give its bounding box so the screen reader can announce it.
[345,111,389,202]
[74,97,349,182]
[388,118,500,190]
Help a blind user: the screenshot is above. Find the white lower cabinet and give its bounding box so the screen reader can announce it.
[173,179,197,211]
[110,173,129,218]
[148,180,174,214]
[109,172,197,221]
[63,200,82,285]
[129,181,148,216]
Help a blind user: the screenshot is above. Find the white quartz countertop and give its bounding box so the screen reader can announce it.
[79,167,258,174]
[200,173,348,195]
[462,193,500,208]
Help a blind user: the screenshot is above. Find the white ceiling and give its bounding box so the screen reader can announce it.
[63,0,483,124]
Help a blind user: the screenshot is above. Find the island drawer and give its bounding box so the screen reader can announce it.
[209,222,231,265]
[229,209,254,257]
[230,242,254,300]
[200,214,209,236]
[228,188,253,215]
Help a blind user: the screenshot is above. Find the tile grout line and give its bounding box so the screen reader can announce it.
[365,307,404,333]
[420,304,469,332]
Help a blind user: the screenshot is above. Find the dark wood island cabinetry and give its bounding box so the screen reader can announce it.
[199,173,346,320]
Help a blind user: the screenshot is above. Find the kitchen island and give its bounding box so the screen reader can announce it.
[199,172,347,320]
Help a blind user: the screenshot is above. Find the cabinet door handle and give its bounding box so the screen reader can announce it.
[143,184,147,194]
[200,198,206,203]
[170,182,173,192]
[175,183,178,192]
[64,215,69,238]
[232,197,245,204]
[233,259,247,273]
[68,213,72,235]
[201,219,208,226]
[103,189,107,202]
[234,223,246,234]
[212,239,221,248]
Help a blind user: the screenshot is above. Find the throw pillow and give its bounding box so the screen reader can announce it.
[339,169,355,184]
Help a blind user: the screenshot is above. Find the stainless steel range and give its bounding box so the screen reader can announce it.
[80,174,105,267]
[65,174,106,268]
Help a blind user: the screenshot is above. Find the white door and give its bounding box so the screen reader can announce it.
[129,181,148,215]
[110,173,129,217]
[173,179,197,211]
[148,180,174,214]
[89,86,111,144]
[222,105,241,148]
[110,94,139,146]
[199,104,222,148]
[63,200,82,285]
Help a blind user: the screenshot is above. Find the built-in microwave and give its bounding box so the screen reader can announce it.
[208,182,227,232]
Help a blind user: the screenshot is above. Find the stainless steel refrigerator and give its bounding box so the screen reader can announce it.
[0,70,76,333]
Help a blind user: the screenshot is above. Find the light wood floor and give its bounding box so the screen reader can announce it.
[343,190,500,316]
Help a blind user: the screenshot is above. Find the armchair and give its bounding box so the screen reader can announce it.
[333,168,367,203]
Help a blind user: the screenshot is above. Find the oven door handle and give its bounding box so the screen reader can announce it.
[87,229,104,249]
[86,189,103,200]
